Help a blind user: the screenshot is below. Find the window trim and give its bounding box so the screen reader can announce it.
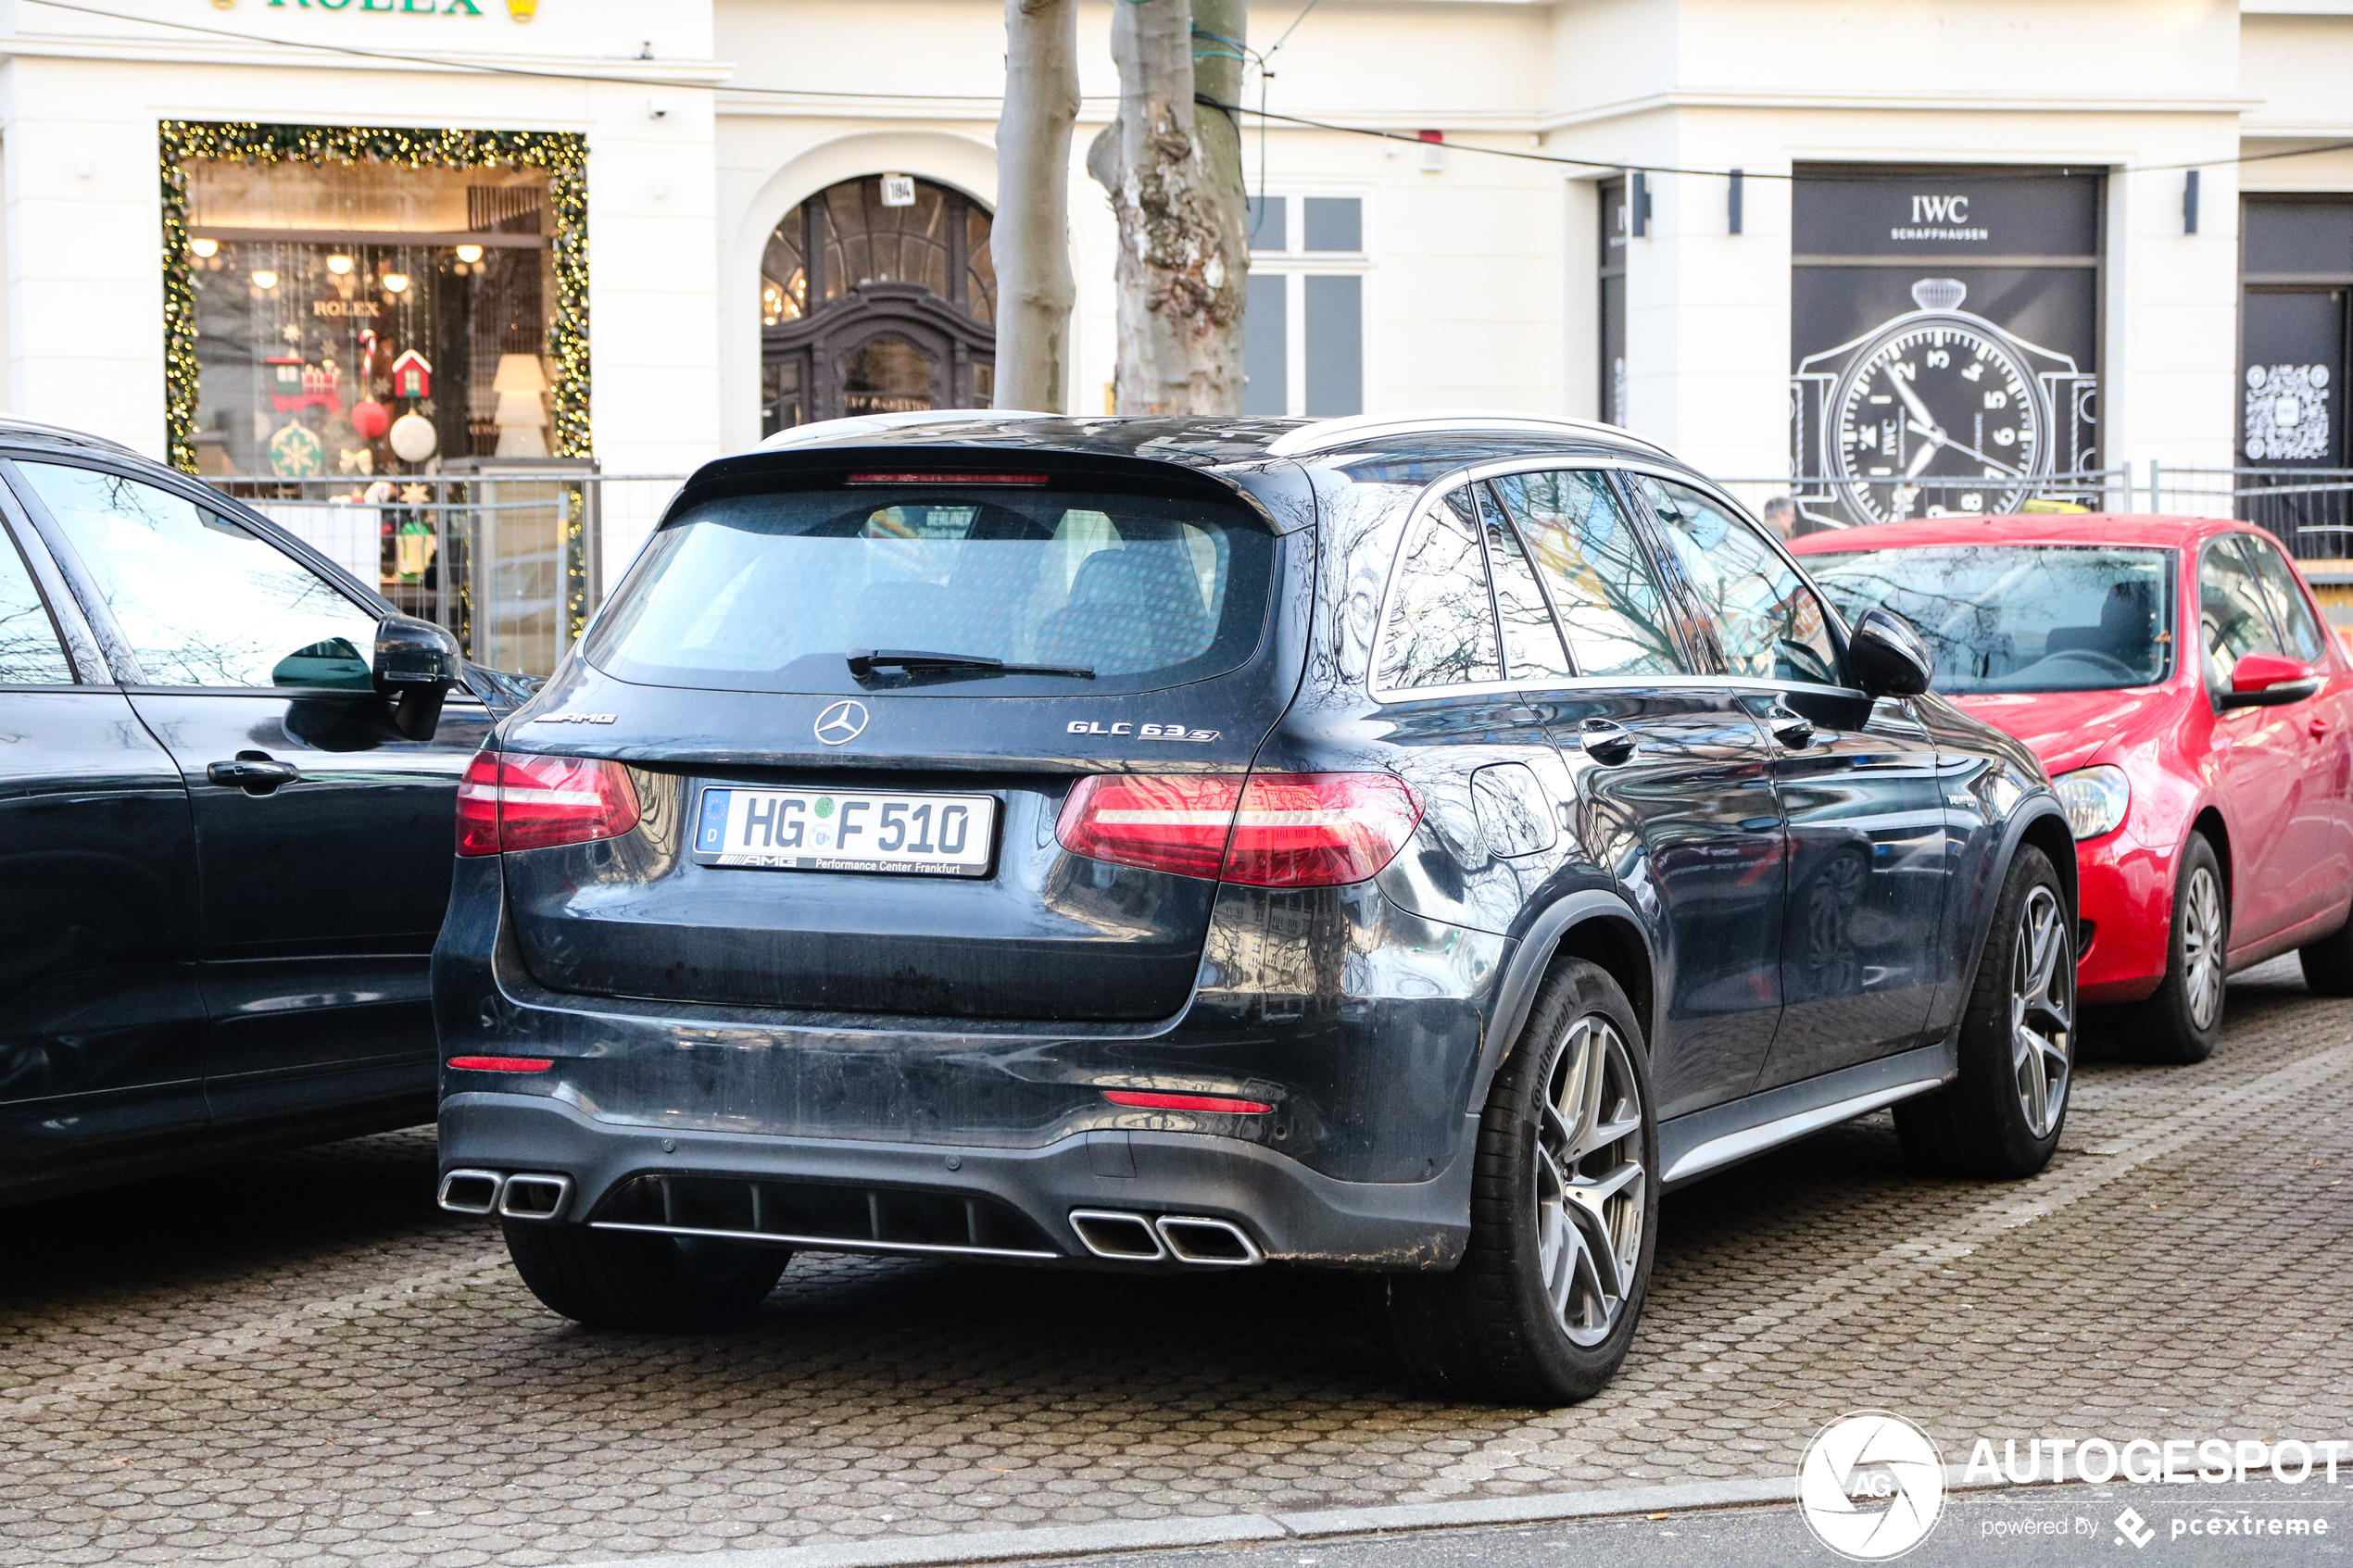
[1367,454,1868,705]
[3,452,394,694]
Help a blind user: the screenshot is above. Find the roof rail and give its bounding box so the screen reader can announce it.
[1264,410,1676,462]
[0,416,141,457]
[756,408,1058,451]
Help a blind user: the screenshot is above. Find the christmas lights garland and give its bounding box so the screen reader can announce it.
[157,119,591,474]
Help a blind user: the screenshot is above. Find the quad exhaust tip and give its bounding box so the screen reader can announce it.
[1069,1210,1262,1266]
[436,1169,573,1223]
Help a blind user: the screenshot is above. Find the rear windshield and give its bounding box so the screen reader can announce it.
[586,483,1275,696]
[1803,544,2175,694]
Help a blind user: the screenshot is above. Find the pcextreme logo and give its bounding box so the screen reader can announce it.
[1798,1411,1947,1561]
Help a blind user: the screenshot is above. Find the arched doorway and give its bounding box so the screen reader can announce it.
[760,175,995,434]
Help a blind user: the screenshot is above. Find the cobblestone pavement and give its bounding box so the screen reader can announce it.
[6,959,2351,1567]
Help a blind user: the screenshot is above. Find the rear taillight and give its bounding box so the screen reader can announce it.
[1055,771,1420,889]
[456,750,641,857]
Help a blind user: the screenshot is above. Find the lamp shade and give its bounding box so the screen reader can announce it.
[493,354,549,395]
[493,389,549,429]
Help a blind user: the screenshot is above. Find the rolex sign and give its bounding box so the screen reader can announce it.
[1791,168,2102,530]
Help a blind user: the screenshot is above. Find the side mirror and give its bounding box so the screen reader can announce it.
[374,615,462,740]
[2219,651,2322,709]
[1847,607,1933,698]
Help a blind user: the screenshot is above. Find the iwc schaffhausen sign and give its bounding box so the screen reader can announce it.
[1793,276,2095,526]
[1790,167,2102,529]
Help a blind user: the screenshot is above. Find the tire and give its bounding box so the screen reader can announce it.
[501,1219,789,1332]
[2297,902,2353,996]
[2116,834,2227,1065]
[1894,845,2075,1180]
[1386,958,1658,1406]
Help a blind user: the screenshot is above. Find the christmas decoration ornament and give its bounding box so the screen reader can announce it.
[389,410,439,463]
[351,399,390,440]
[389,349,433,399]
[269,421,325,478]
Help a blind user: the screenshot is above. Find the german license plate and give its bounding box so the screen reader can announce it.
[692,786,996,876]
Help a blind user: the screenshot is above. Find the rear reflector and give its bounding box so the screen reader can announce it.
[456,751,641,857]
[1102,1090,1273,1114]
[845,472,1051,485]
[1055,771,1421,888]
[447,1056,554,1073]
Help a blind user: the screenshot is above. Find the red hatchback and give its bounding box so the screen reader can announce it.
[1793,514,2353,1062]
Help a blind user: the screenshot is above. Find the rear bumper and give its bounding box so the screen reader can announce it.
[439,1091,1470,1271]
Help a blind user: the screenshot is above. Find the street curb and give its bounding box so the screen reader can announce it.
[566,1476,1802,1568]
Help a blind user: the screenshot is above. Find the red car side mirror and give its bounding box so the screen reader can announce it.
[2221,651,2322,709]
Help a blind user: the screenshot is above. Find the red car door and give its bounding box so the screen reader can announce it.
[2197,535,2331,950]
[2239,532,2353,923]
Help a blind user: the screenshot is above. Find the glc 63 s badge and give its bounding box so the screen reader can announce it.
[1066,721,1220,742]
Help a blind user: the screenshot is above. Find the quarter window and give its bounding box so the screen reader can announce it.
[2199,536,2289,690]
[1635,476,1841,686]
[2236,533,2331,665]
[20,463,379,690]
[1491,470,1687,678]
[1377,489,1502,690]
[0,529,74,685]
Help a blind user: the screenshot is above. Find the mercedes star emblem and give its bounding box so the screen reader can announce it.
[814,699,870,746]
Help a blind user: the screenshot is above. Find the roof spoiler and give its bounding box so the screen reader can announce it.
[1265,409,1677,462]
[756,408,1059,451]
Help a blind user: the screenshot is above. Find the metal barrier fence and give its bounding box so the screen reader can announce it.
[207,472,686,678]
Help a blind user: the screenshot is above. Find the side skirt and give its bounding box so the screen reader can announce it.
[1657,1040,1957,1189]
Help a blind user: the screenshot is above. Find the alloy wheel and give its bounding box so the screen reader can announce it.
[2181,864,2225,1032]
[1532,1014,1647,1347]
[2010,884,2074,1139]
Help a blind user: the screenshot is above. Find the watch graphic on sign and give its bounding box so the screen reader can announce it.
[1792,279,2096,528]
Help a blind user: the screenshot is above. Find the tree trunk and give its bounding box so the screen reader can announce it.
[1087,0,1249,415]
[993,0,1080,411]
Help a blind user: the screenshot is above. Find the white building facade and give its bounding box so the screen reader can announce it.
[2,0,2349,563]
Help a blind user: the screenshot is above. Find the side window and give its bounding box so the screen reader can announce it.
[1635,476,1841,686]
[1376,488,1502,690]
[2237,533,2331,665]
[1474,485,1574,683]
[2199,536,2287,691]
[19,463,380,691]
[1491,470,1687,678]
[0,528,76,685]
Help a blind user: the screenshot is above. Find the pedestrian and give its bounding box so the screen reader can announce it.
[1761,495,1797,539]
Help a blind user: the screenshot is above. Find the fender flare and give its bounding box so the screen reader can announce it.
[1466,887,1655,1116]
[1948,798,2077,1028]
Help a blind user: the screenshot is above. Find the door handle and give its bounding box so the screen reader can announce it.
[207,753,301,794]
[1768,709,1816,750]
[1578,718,1638,766]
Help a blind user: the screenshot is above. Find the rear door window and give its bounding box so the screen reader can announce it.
[1491,470,1688,679]
[1634,476,1841,686]
[1376,487,1503,691]
[588,483,1274,696]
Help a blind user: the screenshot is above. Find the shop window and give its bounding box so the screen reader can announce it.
[759,176,995,435]
[182,157,560,480]
[1242,194,1367,417]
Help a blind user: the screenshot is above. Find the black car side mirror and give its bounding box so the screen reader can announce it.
[1848,607,1933,698]
[374,615,463,740]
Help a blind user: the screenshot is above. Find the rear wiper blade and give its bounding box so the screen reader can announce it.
[847,648,1095,680]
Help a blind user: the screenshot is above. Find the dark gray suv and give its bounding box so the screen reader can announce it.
[433,412,2075,1404]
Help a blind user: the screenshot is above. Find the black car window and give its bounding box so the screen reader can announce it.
[0,526,74,684]
[1633,476,1840,686]
[590,484,1271,696]
[2200,535,2288,692]
[1377,488,1503,690]
[1491,470,1686,678]
[19,463,379,691]
[1474,484,1574,683]
[2237,533,2331,665]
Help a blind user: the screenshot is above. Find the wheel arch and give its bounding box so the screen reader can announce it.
[1471,890,1657,1114]
[2188,805,2231,910]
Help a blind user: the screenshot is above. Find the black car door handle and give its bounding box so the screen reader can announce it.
[1578,719,1639,766]
[1768,709,1817,749]
[207,755,301,793]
